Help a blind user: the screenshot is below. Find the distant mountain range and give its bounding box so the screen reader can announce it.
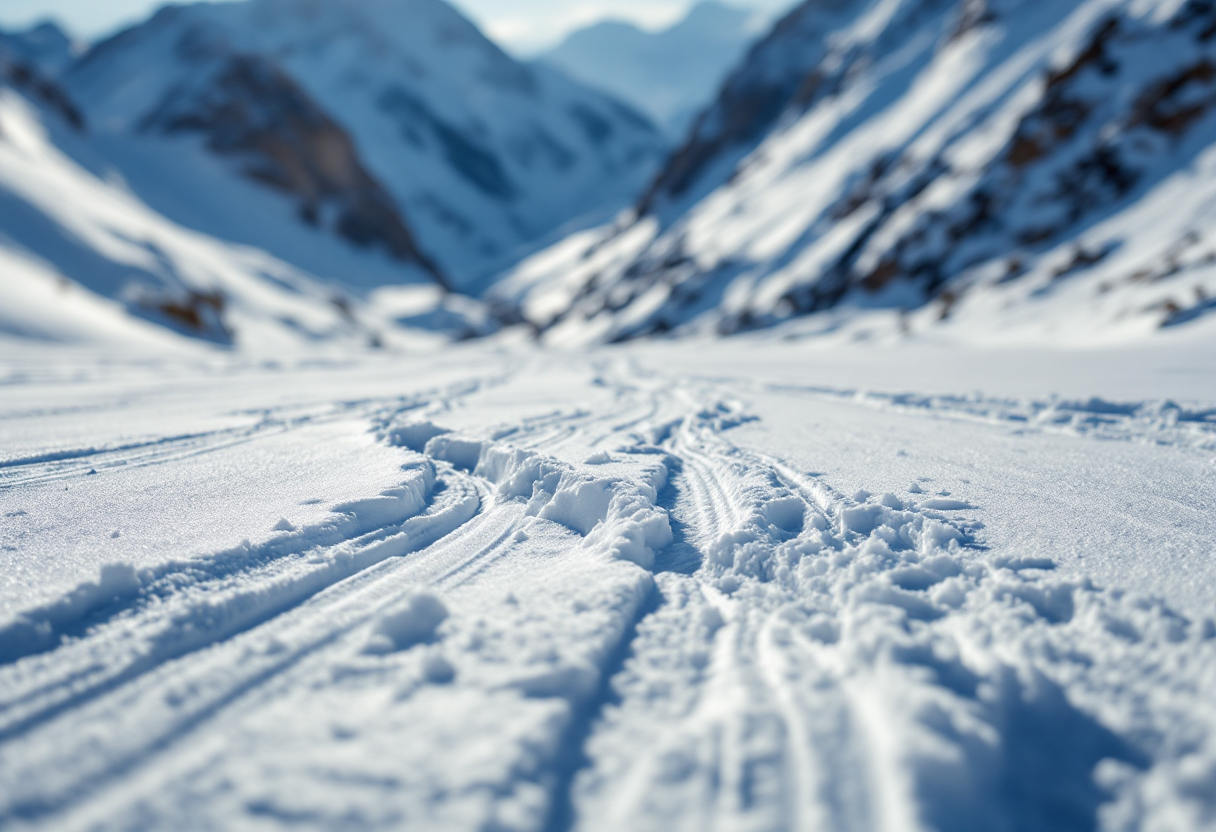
[538,2,769,137]
[501,0,1216,346]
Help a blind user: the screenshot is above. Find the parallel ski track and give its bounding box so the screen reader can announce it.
[0,467,510,824]
[1,372,512,492]
[559,374,884,832]
[1,365,992,832]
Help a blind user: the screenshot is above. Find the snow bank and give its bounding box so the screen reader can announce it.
[0,459,441,664]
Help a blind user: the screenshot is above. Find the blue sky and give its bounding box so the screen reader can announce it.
[0,0,794,53]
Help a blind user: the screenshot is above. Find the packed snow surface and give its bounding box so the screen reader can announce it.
[0,335,1214,832]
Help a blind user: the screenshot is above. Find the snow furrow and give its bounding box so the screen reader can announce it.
[566,376,1216,832]
[744,379,1216,455]
[0,469,487,823]
[0,459,441,666]
[0,465,477,754]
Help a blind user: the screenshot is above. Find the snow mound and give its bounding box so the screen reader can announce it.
[365,590,449,654]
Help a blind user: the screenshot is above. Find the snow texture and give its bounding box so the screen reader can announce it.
[0,337,1213,832]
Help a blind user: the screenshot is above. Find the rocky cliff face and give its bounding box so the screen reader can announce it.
[140,50,445,285]
[638,0,864,215]
[501,0,1216,345]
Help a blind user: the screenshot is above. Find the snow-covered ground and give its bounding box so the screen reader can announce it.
[1,334,1213,831]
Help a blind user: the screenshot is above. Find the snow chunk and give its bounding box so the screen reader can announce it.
[422,650,456,684]
[365,591,449,655]
[425,434,486,472]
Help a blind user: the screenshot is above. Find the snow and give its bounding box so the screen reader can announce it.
[2,0,1216,827]
[0,334,1213,831]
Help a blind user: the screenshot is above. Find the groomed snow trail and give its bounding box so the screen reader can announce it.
[0,349,1214,831]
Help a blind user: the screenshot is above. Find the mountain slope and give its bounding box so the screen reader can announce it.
[69,0,667,291]
[540,2,766,136]
[0,67,448,352]
[502,0,1216,345]
[0,21,78,76]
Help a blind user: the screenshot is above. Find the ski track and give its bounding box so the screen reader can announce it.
[1,358,1214,831]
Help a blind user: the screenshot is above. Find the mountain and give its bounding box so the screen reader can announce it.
[501,0,1216,346]
[539,2,767,137]
[0,21,78,76]
[0,51,477,352]
[68,0,668,292]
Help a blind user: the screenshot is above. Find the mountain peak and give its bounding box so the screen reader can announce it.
[540,1,761,136]
[679,1,755,34]
[66,0,665,291]
[0,18,79,75]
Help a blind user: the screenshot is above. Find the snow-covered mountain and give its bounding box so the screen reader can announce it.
[0,21,79,76]
[502,0,1216,346]
[69,0,668,291]
[539,2,769,137]
[0,52,481,352]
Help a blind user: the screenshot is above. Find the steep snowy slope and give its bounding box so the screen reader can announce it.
[0,70,447,352]
[503,0,1216,345]
[68,0,668,290]
[540,2,768,136]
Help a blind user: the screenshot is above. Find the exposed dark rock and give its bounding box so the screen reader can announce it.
[136,288,233,344]
[1131,60,1216,135]
[636,1,846,214]
[0,49,84,131]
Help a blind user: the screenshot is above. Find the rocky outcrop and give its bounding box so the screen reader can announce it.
[0,45,84,130]
[638,0,863,215]
[142,52,447,287]
[508,0,1216,343]
[766,0,1216,323]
